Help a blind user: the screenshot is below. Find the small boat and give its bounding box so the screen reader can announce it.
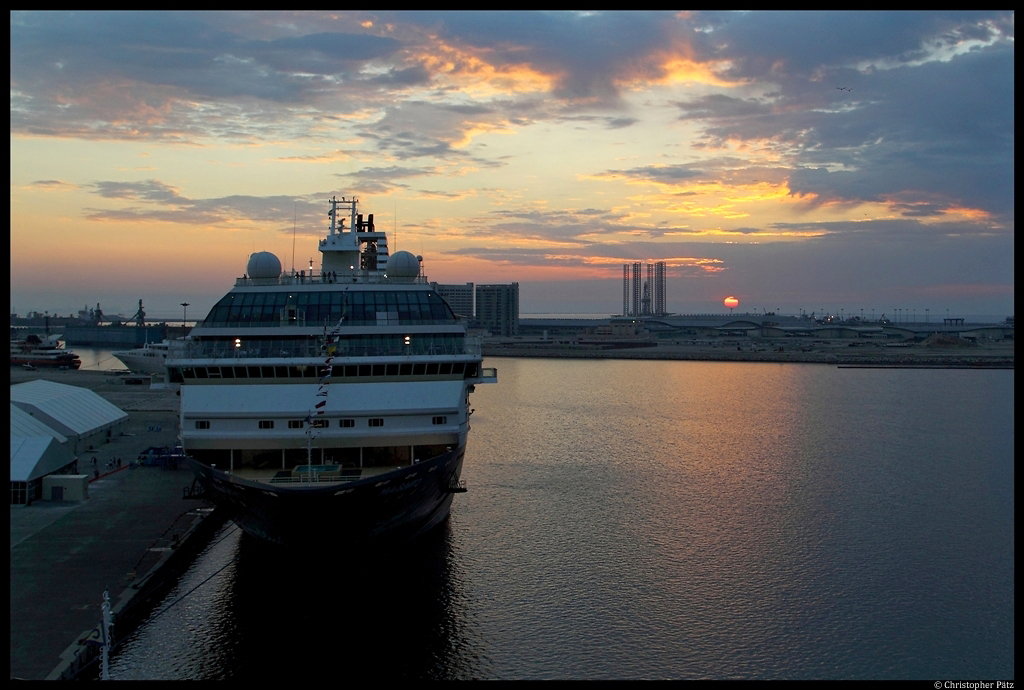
[22,363,36,371]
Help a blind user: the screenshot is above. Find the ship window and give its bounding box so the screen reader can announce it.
[368,418,384,427]
[358,364,371,377]
[426,363,439,376]
[259,420,274,429]
[220,367,235,378]
[413,363,426,376]
[181,367,195,379]
[275,366,289,378]
[235,367,248,378]
[385,364,398,376]
[339,419,355,428]
[399,363,412,376]
[372,364,385,376]
[261,366,275,378]
[344,365,357,378]
[432,416,447,425]
[196,420,211,429]
[247,366,261,378]
[311,419,328,428]
[439,363,452,375]
[195,367,209,379]
[288,420,304,429]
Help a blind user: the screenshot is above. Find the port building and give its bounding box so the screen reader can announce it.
[475,283,520,337]
[10,404,80,505]
[10,380,129,456]
[432,282,474,320]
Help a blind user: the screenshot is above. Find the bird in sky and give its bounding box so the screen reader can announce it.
[836,86,851,91]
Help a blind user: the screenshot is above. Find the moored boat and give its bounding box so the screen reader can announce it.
[167,195,496,545]
[112,339,171,375]
[10,334,82,369]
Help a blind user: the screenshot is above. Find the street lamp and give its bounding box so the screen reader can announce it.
[181,302,190,338]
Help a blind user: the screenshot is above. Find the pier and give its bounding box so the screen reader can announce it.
[9,369,224,680]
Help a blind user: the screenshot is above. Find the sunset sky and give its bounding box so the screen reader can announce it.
[10,11,1014,321]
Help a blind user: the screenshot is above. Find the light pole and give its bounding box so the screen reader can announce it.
[181,302,190,338]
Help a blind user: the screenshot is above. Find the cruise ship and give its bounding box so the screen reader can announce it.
[166,196,496,545]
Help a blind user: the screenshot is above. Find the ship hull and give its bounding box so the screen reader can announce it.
[189,446,465,546]
[10,353,82,369]
[111,352,167,375]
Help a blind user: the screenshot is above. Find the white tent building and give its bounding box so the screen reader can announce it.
[10,404,79,504]
[10,380,128,455]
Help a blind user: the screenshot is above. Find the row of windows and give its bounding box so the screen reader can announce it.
[171,361,478,382]
[195,416,448,430]
[221,289,441,308]
[202,290,456,327]
[182,333,468,359]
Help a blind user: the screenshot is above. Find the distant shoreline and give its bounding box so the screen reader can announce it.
[482,343,1014,368]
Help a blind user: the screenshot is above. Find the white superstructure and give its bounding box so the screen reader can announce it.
[112,340,170,375]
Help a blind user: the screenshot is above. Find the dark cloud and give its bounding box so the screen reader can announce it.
[81,181,334,234]
[333,165,437,194]
[693,11,1012,80]
[673,13,1014,220]
[9,11,409,141]
[675,94,774,120]
[396,11,685,105]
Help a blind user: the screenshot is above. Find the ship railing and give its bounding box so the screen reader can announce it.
[235,273,428,287]
[268,474,359,484]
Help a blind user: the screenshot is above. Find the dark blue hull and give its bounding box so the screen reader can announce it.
[189,448,465,546]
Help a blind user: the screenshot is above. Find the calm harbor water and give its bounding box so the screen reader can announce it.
[67,346,130,371]
[107,357,1013,680]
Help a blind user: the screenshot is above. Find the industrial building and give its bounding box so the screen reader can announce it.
[623,262,667,316]
[475,283,520,336]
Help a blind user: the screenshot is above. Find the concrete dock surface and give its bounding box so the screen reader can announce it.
[10,370,214,680]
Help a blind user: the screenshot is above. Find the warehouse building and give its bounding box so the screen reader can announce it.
[10,404,81,505]
[10,379,128,456]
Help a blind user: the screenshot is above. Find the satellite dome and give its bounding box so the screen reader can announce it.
[387,250,420,281]
[247,251,282,280]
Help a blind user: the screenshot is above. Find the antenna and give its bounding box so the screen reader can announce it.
[292,203,297,273]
